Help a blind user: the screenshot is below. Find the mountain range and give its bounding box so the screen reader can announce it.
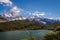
[27,15,60,25]
[0,14,60,25]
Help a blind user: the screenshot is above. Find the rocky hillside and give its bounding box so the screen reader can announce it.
[0,15,7,22]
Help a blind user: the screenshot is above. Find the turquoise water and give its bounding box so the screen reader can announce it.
[0,30,51,40]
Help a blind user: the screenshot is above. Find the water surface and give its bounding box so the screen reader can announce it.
[0,30,52,40]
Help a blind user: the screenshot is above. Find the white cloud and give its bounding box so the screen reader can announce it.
[10,6,24,17]
[0,0,12,6]
[33,11,45,17]
[0,0,23,13]
[39,12,45,16]
[10,6,20,16]
[11,6,20,13]
[0,0,24,17]
[46,17,51,19]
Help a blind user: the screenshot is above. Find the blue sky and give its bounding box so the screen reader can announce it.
[0,0,60,19]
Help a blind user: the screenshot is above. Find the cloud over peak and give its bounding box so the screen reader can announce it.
[11,6,20,13]
[10,6,25,16]
[33,11,45,17]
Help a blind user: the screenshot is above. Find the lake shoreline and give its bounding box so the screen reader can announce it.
[0,29,53,32]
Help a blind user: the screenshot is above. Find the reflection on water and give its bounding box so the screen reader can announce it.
[0,30,51,40]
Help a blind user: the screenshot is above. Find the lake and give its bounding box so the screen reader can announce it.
[0,30,52,40]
